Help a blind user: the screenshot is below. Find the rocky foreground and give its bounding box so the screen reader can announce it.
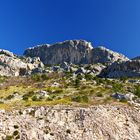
[0,104,140,140]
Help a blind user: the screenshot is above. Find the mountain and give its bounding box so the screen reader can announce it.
[2,40,140,78]
[24,40,129,65]
[24,40,93,65]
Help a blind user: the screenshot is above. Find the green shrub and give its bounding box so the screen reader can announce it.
[64,71,73,78]
[15,135,20,139]
[41,73,49,81]
[32,95,40,101]
[112,83,123,92]
[31,74,41,81]
[96,93,103,97]
[85,74,93,81]
[66,129,71,134]
[71,95,89,103]
[77,74,83,80]
[5,135,13,140]
[13,130,19,136]
[0,101,4,104]
[22,91,35,100]
[46,97,53,101]
[50,132,54,136]
[135,86,140,97]
[5,95,14,100]
[22,96,28,101]
[93,77,104,85]
[120,76,128,82]
[14,125,19,129]
[0,75,7,83]
[82,95,89,103]
[71,96,81,102]
[74,79,80,87]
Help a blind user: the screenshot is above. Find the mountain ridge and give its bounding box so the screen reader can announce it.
[0,39,140,78]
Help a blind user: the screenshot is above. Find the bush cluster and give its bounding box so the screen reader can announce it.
[71,95,89,103]
[31,73,49,81]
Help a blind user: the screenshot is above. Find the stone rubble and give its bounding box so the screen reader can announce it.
[0,105,140,140]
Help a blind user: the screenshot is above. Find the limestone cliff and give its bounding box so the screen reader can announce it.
[24,40,129,65]
[24,40,93,65]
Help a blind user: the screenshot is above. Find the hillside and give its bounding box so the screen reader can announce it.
[0,40,140,140]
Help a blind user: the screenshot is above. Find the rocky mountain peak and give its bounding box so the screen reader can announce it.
[24,40,129,65]
[24,40,94,65]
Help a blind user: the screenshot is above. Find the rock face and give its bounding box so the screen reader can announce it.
[100,60,140,78]
[1,105,140,140]
[24,40,129,65]
[92,47,129,64]
[0,49,44,76]
[24,40,93,65]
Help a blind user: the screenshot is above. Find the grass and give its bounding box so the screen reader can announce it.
[0,75,135,110]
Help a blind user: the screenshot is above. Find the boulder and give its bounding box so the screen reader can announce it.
[75,67,86,74]
[60,62,72,72]
[111,93,126,100]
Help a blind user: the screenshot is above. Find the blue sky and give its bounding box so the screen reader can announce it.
[0,0,139,58]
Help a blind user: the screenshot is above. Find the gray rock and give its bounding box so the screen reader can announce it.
[24,40,129,65]
[0,50,45,76]
[24,40,93,65]
[111,93,126,100]
[101,60,140,78]
[60,62,72,72]
[75,67,86,74]
[125,93,135,101]
[92,46,129,64]
[52,66,61,72]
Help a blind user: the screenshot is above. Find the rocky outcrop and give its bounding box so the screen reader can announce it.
[24,40,129,65]
[92,47,129,64]
[100,60,140,78]
[24,40,93,65]
[0,105,140,140]
[0,49,44,76]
